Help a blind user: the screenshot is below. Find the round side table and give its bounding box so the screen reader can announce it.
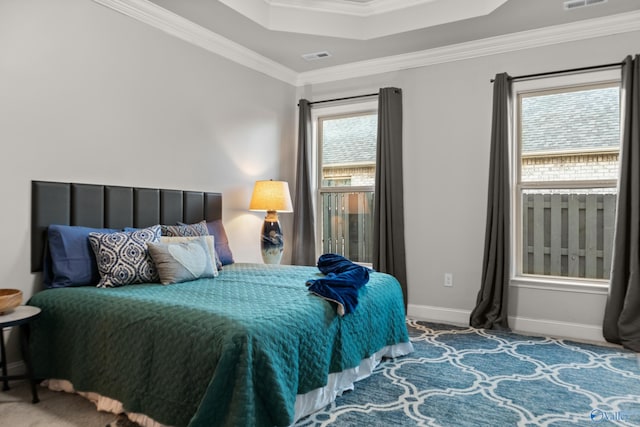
[0,305,41,403]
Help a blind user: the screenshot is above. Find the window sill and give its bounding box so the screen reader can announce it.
[510,275,609,295]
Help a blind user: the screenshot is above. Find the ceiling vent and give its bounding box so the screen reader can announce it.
[302,51,332,61]
[564,0,607,10]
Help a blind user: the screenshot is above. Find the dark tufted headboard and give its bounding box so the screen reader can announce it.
[31,180,222,272]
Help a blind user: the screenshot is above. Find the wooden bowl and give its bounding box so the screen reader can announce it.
[0,289,22,315]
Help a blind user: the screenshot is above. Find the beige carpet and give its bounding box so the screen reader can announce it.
[0,380,116,427]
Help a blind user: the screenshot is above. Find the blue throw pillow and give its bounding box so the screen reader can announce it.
[206,220,234,266]
[88,225,161,288]
[45,225,119,288]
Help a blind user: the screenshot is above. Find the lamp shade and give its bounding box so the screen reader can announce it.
[249,180,293,212]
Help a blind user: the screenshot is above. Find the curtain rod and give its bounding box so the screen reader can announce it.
[490,61,623,83]
[300,92,379,107]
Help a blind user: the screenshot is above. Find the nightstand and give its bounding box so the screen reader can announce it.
[0,305,41,403]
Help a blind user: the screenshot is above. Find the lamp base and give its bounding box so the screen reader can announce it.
[261,211,284,264]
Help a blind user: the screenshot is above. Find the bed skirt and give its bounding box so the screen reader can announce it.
[45,341,414,426]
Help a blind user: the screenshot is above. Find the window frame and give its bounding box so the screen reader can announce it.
[312,100,378,261]
[510,69,621,294]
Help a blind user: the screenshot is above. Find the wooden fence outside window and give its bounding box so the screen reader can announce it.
[321,191,374,264]
[522,192,616,280]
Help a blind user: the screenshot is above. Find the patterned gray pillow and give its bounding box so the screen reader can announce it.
[147,236,217,284]
[161,220,208,237]
[89,225,161,288]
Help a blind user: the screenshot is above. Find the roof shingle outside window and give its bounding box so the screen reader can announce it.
[521,86,619,154]
[322,114,377,165]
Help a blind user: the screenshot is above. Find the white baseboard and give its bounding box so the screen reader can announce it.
[407,304,470,326]
[509,316,605,343]
[407,304,606,343]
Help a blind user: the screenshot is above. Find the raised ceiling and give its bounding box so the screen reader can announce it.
[98,0,640,84]
[217,0,510,39]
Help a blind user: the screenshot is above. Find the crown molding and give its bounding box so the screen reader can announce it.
[297,10,640,85]
[91,0,640,88]
[92,0,298,85]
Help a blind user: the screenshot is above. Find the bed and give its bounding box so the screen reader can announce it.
[27,180,413,427]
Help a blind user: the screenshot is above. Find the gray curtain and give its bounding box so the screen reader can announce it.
[470,73,512,330]
[373,87,408,307]
[291,99,317,266]
[603,55,640,352]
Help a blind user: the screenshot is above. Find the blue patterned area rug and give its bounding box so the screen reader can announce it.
[295,320,640,426]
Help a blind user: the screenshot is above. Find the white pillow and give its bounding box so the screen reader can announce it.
[159,235,219,277]
[147,236,217,285]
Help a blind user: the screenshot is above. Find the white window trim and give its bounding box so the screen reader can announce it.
[311,100,378,259]
[510,69,620,293]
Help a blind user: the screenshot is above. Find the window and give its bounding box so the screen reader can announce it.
[514,71,620,283]
[315,103,377,264]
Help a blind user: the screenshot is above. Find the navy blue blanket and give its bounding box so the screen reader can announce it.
[306,254,372,316]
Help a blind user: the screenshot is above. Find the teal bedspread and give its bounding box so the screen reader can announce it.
[28,263,410,427]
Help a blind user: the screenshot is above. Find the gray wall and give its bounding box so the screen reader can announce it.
[300,30,640,341]
[0,0,296,334]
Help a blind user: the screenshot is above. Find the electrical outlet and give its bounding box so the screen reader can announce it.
[444,273,453,287]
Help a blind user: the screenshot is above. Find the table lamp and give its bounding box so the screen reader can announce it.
[249,180,293,264]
